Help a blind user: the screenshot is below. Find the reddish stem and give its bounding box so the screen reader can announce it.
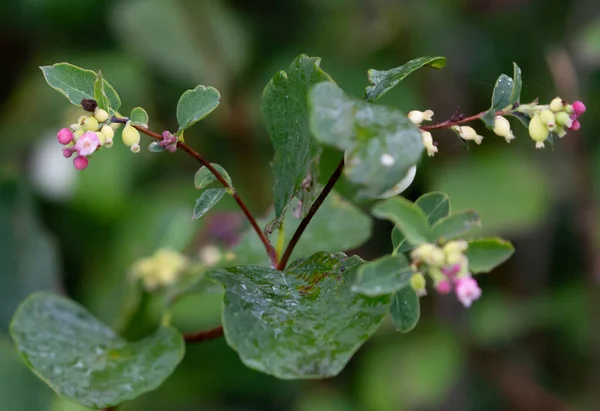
[420,111,486,131]
[183,325,224,343]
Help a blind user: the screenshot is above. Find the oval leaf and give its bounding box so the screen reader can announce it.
[41,63,121,113]
[510,63,522,105]
[390,286,420,333]
[176,85,220,131]
[466,238,514,273]
[372,197,432,245]
[352,254,413,297]
[193,188,227,220]
[93,70,110,111]
[10,293,184,409]
[208,252,391,379]
[365,56,446,102]
[482,73,514,127]
[194,164,232,190]
[130,107,149,126]
[431,210,481,242]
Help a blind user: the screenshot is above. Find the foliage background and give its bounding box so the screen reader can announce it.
[1,0,600,409]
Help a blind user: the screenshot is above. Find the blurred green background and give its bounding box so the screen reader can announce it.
[2,0,600,410]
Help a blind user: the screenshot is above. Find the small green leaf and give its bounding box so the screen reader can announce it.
[193,188,226,220]
[365,56,446,102]
[194,164,232,190]
[482,73,514,128]
[148,142,166,152]
[466,238,514,273]
[510,63,522,105]
[176,85,220,131]
[262,54,334,224]
[130,107,149,126]
[208,252,391,379]
[372,197,432,245]
[352,254,413,297]
[431,211,480,242]
[93,71,110,111]
[309,82,423,197]
[392,192,451,253]
[41,63,121,113]
[10,293,184,409]
[390,286,420,333]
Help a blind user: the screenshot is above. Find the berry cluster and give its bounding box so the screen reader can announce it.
[409,240,482,307]
[55,99,141,170]
[526,98,586,148]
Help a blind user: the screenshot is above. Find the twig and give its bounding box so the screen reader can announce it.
[278,157,345,270]
[420,111,486,131]
[183,325,224,343]
[111,118,278,267]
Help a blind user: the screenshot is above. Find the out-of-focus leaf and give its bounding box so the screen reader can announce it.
[208,252,391,379]
[365,56,446,102]
[466,238,514,273]
[10,293,185,409]
[0,180,60,334]
[352,254,413,296]
[41,63,121,113]
[372,197,432,245]
[193,188,227,220]
[148,142,166,152]
[309,82,423,198]
[194,164,232,190]
[262,54,333,226]
[130,107,149,126]
[176,85,221,132]
[390,286,420,333]
[431,210,480,242]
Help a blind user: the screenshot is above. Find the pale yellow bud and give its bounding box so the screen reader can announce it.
[529,113,548,148]
[110,122,122,131]
[453,126,483,145]
[408,110,434,125]
[73,129,84,142]
[410,272,427,294]
[540,110,556,131]
[443,240,468,256]
[122,125,141,148]
[549,97,564,112]
[95,131,106,146]
[100,124,114,145]
[131,248,189,291]
[493,116,515,143]
[94,108,109,123]
[82,116,99,131]
[421,131,438,157]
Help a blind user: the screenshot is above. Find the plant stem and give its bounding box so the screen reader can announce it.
[183,325,224,343]
[277,157,345,270]
[420,111,486,131]
[111,118,278,267]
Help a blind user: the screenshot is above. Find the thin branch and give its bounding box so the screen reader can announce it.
[183,325,224,343]
[278,157,345,270]
[111,118,278,267]
[420,111,486,131]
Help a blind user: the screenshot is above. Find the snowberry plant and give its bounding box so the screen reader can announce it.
[10,55,584,409]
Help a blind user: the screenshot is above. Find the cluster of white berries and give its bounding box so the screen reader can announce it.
[525,98,586,149]
[56,99,142,170]
[408,240,482,308]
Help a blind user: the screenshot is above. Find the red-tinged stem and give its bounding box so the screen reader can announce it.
[420,111,487,131]
[111,118,278,268]
[183,325,224,343]
[277,157,345,270]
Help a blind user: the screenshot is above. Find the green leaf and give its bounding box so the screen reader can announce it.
[431,210,481,242]
[263,55,334,223]
[309,82,423,197]
[148,142,166,153]
[391,192,451,253]
[176,85,220,132]
[365,56,446,102]
[466,238,514,273]
[482,73,514,127]
[130,107,149,126]
[93,70,110,111]
[194,164,232,190]
[10,292,184,409]
[352,254,413,297]
[373,197,432,245]
[390,286,420,333]
[40,63,121,113]
[510,63,522,105]
[193,188,226,220]
[208,252,391,379]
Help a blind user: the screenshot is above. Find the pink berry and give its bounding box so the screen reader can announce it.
[570,120,581,131]
[62,148,75,158]
[73,156,89,170]
[435,280,452,294]
[57,128,74,145]
[572,101,586,116]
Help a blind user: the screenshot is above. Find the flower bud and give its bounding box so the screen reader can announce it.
[73,129,84,142]
[73,155,89,170]
[122,125,141,148]
[453,126,483,145]
[420,131,438,157]
[443,240,468,256]
[62,148,75,158]
[410,272,426,293]
[549,97,564,112]
[570,120,581,131]
[130,143,141,153]
[540,110,556,131]
[95,131,106,146]
[557,126,567,138]
[110,122,122,131]
[100,124,114,144]
[57,128,73,145]
[555,111,572,128]
[493,116,515,143]
[528,113,548,148]
[408,110,434,125]
[435,279,452,294]
[82,116,99,131]
[94,108,109,123]
[572,100,586,116]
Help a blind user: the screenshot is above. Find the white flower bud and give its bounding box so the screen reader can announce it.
[493,116,515,143]
[122,125,141,148]
[453,126,483,145]
[82,116,99,131]
[540,110,556,131]
[529,113,548,148]
[94,108,109,123]
[421,131,438,157]
[549,97,563,112]
[408,110,434,125]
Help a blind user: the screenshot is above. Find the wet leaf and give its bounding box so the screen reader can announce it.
[176,85,220,132]
[510,63,522,104]
[93,71,110,111]
[194,164,232,190]
[192,188,227,220]
[482,73,514,127]
[352,254,413,296]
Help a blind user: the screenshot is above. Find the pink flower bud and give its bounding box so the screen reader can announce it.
[74,131,100,156]
[62,148,75,158]
[435,280,452,294]
[57,128,74,145]
[570,120,581,131]
[73,156,89,170]
[455,276,482,308]
[572,101,586,116]
[441,263,461,278]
